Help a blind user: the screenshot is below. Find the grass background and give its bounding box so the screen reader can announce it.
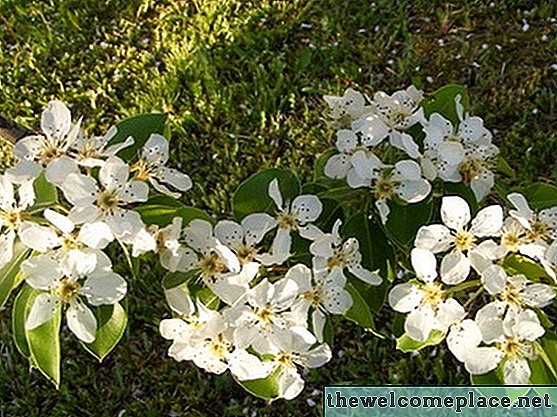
[0,0,556,415]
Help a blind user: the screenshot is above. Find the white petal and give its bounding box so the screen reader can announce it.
[268,178,283,210]
[278,366,304,400]
[521,284,555,308]
[390,132,420,158]
[335,130,357,152]
[0,230,15,268]
[464,347,503,375]
[396,179,431,203]
[481,265,507,295]
[346,168,370,188]
[441,196,470,231]
[183,219,214,253]
[106,210,144,241]
[26,293,60,330]
[302,343,332,368]
[352,115,388,147]
[82,271,127,306]
[440,251,471,285]
[323,286,353,315]
[155,167,192,193]
[503,357,531,385]
[259,228,291,265]
[61,173,98,207]
[99,156,129,192]
[68,205,102,225]
[411,248,437,282]
[375,199,390,225]
[18,222,60,252]
[351,150,384,180]
[228,349,275,381]
[45,156,78,186]
[159,318,189,340]
[507,193,534,228]
[393,159,422,181]
[292,195,322,224]
[164,285,195,316]
[470,205,503,237]
[435,298,465,329]
[414,224,453,253]
[119,180,149,203]
[324,153,350,179]
[142,133,169,164]
[470,171,494,202]
[312,310,326,343]
[67,300,97,343]
[348,265,382,285]
[44,209,74,234]
[214,220,243,248]
[388,283,423,313]
[41,100,71,140]
[5,160,41,184]
[22,255,61,290]
[447,319,482,362]
[77,221,114,249]
[405,306,435,342]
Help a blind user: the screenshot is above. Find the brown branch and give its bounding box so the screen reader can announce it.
[0,114,34,144]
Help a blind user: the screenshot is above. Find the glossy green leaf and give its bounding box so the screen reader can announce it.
[27,304,62,388]
[236,367,282,401]
[385,197,434,250]
[502,254,551,282]
[344,283,374,328]
[82,303,127,362]
[232,169,300,220]
[0,241,30,308]
[396,330,445,352]
[32,172,58,206]
[470,369,503,385]
[12,284,38,358]
[136,205,212,227]
[191,284,220,310]
[520,182,557,210]
[496,156,515,177]
[107,113,167,161]
[421,84,469,125]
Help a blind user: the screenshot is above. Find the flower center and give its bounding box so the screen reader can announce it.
[499,337,523,357]
[2,210,26,230]
[130,160,154,182]
[446,133,461,142]
[422,282,445,307]
[208,336,231,360]
[326,249,346,270]
[527,221,550,242]
[200,252,227,280]
[277,212,298,230]
[62,234,81,250]
[388,110,410,128]
[459,159,482,185]
[277,351,296,368]
[56,278,81,302]
[97,191,120,211]
[302,287,323,307]
[254,305,274,324]
[502,232,521,252]
[39,146,61,165]
[236,245,256,264]
[454,230,476,252]
[373,178,396,200]
[500,285,522,308]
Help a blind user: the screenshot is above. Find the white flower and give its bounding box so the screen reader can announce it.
[481,265,555,310]
[309,219,382,285]
[287,264,352,342]
[130,134,192,198]
[258,179,323,265]
[268,327,332,400]
[160,300,274,381]
[23,248,127,342]
[61,156,149,246]
[70,125,135,168]
[447,308,544,384]
[508,192,557,242]
[369,85,425,132]
[388,248,465,342]
[7,101,80,185]
[459,144,499,201]
[323,88,368,122]
[415,196,503,284]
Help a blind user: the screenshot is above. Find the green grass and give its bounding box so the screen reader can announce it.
[0,0,556,415]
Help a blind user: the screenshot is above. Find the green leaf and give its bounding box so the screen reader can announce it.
[136,205,212,227]
[27,304,62,388]
[162,270,198,290]
[191,285,220,310]
[385,197,434,250]
[395,330,445,352]
[107,113,167,161]
[502,254,551,282]
[519,182,557,210]
[232,169,300,220]
[421,84,469,125]
[344,283,374,328]
[12,284,39,358]
[313,148,337,181]
[32,172,58,206]
[82,303,127,362]
[470,369,503,385]
[0,241,30,309]
[342,212,395,314]
[236,367,282,401]
[496,156,515,177]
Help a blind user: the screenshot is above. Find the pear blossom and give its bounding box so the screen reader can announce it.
[129,134,192,198]
[308,219,382,285]
[286,264,352,342]
[267,327,332,400]
[7,101,81,185]
[258,179,323,265]
[160,299,274,381]
[508,192,557,242]
[414,196,503,284]
[22,248,127,342]
[447,308,544,384]
[388,248,465,342]
[323,88,369,122]
[70,125,134,168]
[481,265,555,310]
[458,144,499,201]
[60,156,149,247]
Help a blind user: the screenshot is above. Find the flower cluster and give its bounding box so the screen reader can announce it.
[322,87,499,223]
[4,101,192,343]
[159,178,382,399]
[389,194,557,384]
